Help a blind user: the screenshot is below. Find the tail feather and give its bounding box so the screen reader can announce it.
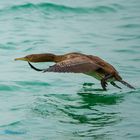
[119,80,135,89]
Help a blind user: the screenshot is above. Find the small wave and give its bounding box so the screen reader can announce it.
[1,2,117,14]
[26,3,117,13]
[0,84,20,92]
[118,24,140,29]
[0,121,21,127]
[10,3,36,10]
[114,49,139,54]
[0,130,26,135]
[15,80,50,87]
[0,44,16,50]
[131,58,140,62]
[0,121,26,135]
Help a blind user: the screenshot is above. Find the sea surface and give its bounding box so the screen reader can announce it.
[0,0,140,140]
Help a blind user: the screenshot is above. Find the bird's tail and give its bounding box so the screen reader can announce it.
[28,62,44,72]
[119,80,135,89]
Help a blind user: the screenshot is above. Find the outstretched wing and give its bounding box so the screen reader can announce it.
[43,58,101,73]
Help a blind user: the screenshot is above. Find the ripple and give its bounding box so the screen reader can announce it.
[131,58,140,62]
[118,24,140,29]
[0,0,139,139]
[30,92,123,139]
[0,44,16,50]
[31,92,123,125]
[114,49,138,54]
[0,121,21,127]
[0,84,20,92]
[0,121,26,135]
[77,92,124,106]
[15,80,50,87]
[0,2,118,15]
[3,129,26,135]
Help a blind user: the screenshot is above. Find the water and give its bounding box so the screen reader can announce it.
[0,0,140,139]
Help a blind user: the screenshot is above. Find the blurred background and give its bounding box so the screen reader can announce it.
[0,0,140,139]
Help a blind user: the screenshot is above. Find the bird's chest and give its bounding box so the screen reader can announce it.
[86,71,103,80]
[86,71,115,82]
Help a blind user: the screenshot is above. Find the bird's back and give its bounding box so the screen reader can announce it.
[87,55,122,80]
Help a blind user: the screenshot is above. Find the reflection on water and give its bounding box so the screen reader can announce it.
[31,89,124,139]
[78,86,123,105]
[82,91,123,106]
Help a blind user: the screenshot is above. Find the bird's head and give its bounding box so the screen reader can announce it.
[15,53,55,63]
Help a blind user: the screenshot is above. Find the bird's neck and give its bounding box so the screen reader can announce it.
[38,53,64,63]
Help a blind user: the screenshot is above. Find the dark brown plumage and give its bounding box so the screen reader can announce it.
[15,52,135,90]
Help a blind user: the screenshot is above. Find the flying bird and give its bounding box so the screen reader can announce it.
[15,52,135,90]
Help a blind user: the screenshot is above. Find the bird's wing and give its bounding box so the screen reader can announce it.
[87,55,118,74]
[43,58,101,73]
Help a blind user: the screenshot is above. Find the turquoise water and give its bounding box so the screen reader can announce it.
[0,0,140,139]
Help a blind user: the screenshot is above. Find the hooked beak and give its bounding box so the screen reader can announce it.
[15,57,28,61]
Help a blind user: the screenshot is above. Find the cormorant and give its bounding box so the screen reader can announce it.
[15,52,135,90]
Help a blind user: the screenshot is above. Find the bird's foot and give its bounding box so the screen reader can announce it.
[101,80,108,91]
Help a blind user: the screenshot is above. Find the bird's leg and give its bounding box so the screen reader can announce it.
[110,81,122,89]
[101,74,112,90]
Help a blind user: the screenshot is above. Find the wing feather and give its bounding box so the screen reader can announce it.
[43,58,100,73]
